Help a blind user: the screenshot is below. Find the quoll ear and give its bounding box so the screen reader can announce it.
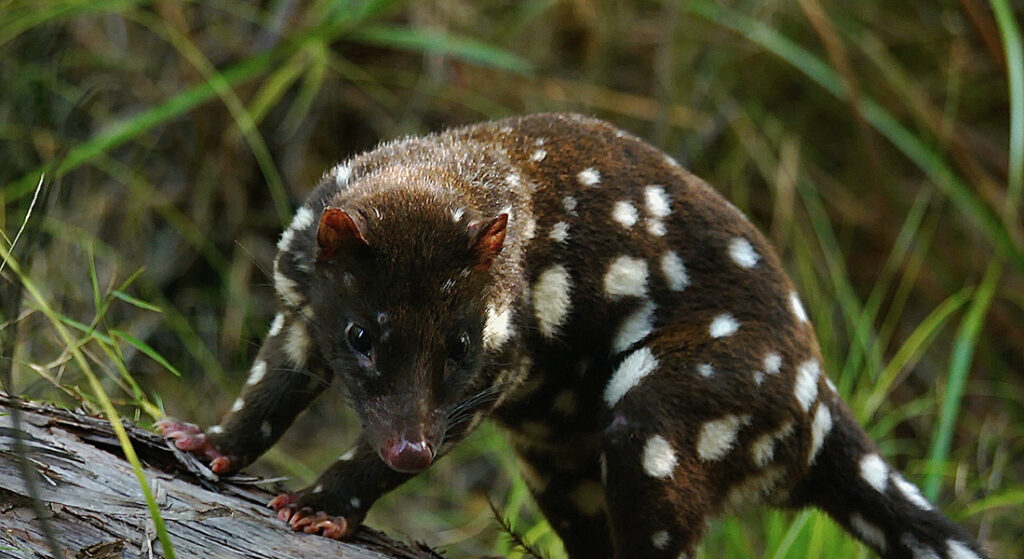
[317,207,368,261]
[468,213,508,271]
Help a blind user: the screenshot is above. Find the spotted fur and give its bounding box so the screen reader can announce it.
[161,114,989,559]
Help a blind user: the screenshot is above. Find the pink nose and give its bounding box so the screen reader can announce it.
[383,438,434,473]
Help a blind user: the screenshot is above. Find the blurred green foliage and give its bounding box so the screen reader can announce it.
[1,1,1022,557]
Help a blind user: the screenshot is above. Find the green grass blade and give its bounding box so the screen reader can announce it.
[124,8,292,225]
[684,0,1024,275]
[923,260,1001,499]
[859,288,972,421]
[993,0,1024,216]
[4,48,280,201]
[0,240,177,559]
[348,24,533,75]
[111,290,163,313]
[110,328,183,378]
[922,0,1022,501]
[0,0,149,47]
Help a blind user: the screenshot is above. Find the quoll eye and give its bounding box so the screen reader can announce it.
[450,333,470,361]
[346,323,373,356]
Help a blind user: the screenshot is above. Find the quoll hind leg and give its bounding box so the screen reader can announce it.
[513,444,613,559]
[601,417,715,559]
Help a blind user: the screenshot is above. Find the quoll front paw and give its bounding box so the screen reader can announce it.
[269,493,356,540]
[155,419,236,474]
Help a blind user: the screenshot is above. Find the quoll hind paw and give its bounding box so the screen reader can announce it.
[154,419,235,474]
[269,494,352,540]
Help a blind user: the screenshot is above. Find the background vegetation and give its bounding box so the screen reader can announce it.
[1,1,1021,557]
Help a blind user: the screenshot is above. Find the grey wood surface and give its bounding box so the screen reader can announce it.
[0,393,446,559]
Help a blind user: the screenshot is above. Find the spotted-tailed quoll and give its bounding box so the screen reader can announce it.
[157,113,990,559]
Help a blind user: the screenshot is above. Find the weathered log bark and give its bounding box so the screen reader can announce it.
[0,393,446,559]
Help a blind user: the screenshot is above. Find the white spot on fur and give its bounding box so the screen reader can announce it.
[729,237,760,268]
[750,421,794,467]
[901,533,940,559]
[533,264,573,339]
[697,363,714,378]
[764,352,782,374]
[246,361,267,386]
[268,313,285,338]
[697,415,750,462]
[611,301,656,354]
[451,207,465,222]
[328,163,351,185]
[892,473,933,510]
[660,251,689,291]
[850,512,887,553]
[312,484,324,494]
[350,497,361,509]
[291,206,315,231]
[521,215,537,241]
[947,540,980,559]
[604,346,659,407]
[340,448,357,461]
[643,435,677,479]
[273,267,304,307]
[612,200,639,228]
[505,172,522,189]
[549,221,570,243]
[646,220,667,237]
[651,530,670,550]
[570,481,605,516]
[604,256,649,299]
[709,313,740,338]
[208,425,224,435]
[578,167,601,187]
[790,291,809,322]
[808,403,833,464]
[794,359,821,411]
[260,420,272,438]
[644,186,671,217]
[230,398,244,412]
[860,454,889,493]
[531,149,547,162]
[284,320,311,367]
[483,304,513,350]
[562,195,578,215]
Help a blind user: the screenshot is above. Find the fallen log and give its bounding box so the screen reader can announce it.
[0,393,446,559]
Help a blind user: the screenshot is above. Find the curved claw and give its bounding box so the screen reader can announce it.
[156,419,237,473]
[268,492,353,539]
[311,516,348,539]
[268,493,297,510]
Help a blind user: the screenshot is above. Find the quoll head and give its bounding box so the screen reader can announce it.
[308,186,508,473]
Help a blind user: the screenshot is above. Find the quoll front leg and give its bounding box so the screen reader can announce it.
[158,310,331,472]
[270,435,416,539]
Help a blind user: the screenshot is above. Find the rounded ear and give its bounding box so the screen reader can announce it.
[317,208,368,261]
[468,213,508,271]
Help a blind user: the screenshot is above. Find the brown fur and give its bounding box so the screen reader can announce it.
[160,114,988,559]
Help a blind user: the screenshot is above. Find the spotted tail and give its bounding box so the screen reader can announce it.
[789,404,988,559]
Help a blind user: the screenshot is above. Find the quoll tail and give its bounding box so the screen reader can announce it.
[788,405,989,559]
